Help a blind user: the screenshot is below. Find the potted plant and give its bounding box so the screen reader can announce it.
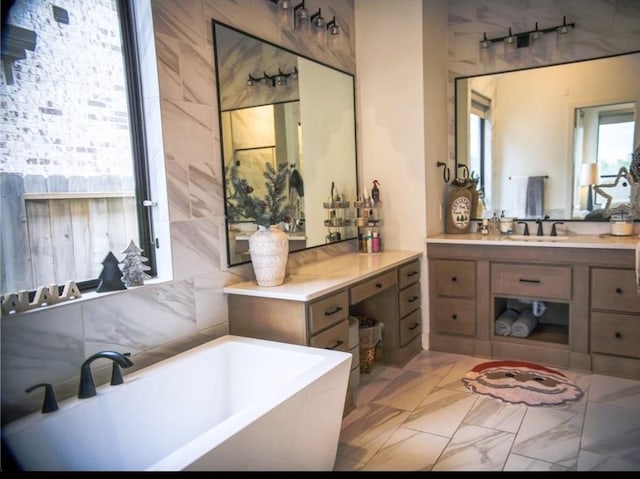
[227,162,293,286]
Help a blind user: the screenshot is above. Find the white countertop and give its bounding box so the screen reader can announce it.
[235,234,307,241]
[426,233,640,250]
[223,250,422,302]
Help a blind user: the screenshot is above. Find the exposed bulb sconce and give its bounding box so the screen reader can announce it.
[268,0,340,43]
[479,16,575,60]
[294,0,310,34]
[246,66,298,91]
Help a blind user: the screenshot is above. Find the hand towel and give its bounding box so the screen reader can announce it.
[636,240,640,294]
[526,176,545,218]
[495,309,518,336]
[511,308,538,338]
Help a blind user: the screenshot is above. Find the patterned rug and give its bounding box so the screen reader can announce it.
[462,360,583,406]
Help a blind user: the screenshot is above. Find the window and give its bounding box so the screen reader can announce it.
[573,102,635,209]
[0,0,154,299]
[469,91,492,212]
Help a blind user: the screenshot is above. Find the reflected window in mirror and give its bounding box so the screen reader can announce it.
[573,102,635,217]
[469,91,492,216]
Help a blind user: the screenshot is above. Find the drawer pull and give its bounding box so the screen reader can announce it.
[518,278,541,284]
[615,332,622,339]
[409,323,420,330]
[324,306,343,316]
[408,296,419,303]
[615,287,623,294]
[376,283,383,289]
[451,276,457,282]
[325,340,344,350]
[407,271,418,277]
[451,314,458,320]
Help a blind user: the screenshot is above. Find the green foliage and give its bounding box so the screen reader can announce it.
[226,162,292,228]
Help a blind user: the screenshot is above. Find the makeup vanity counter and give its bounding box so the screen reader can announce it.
[426,233,640,380]
[224,250,423,367]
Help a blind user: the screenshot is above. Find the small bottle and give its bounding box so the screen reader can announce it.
[489,211,500,235]
[372,232,380,252]
[366,229,373,253]
[371,180,381,204]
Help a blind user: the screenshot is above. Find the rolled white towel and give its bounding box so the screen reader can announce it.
[495,309,518,336]
[511,308,538,338]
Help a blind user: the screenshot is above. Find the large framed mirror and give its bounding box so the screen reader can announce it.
[213,22,358,267]
[455,51,640,221]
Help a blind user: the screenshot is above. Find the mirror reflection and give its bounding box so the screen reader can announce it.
[213,22,358,266]
[456,51,640,221]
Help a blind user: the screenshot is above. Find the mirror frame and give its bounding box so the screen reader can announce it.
[212,21,359,267]
[454,51,640,222]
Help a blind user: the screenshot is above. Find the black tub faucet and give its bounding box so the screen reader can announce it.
[25,383,59,413]
[78,351,133,399]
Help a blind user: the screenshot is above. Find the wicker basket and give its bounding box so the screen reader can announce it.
[359,346,376,374]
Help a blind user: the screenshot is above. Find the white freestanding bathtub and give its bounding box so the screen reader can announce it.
[2,335,352,471]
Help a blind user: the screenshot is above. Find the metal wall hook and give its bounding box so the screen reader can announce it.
[436,161,450,183]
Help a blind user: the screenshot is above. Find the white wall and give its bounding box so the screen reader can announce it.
[355,0,428,252]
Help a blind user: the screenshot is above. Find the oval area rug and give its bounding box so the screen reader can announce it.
[462,360,583,406]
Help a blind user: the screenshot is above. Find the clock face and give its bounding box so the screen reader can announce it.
[451,196,471,229]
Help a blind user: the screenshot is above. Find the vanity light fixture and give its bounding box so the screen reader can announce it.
[479,16,575,58]
[246,67,298,91]
[267,0,340,42]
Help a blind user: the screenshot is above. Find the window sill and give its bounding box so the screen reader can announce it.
[1,276,173,318]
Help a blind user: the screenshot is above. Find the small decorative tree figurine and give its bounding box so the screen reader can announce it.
[119,240,151,287]
[96,251,127,292]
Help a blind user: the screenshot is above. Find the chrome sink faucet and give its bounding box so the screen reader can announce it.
[78,351,133,399]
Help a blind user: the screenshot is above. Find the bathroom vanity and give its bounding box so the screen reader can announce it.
[223,250,423,369]
[426,234,640,380]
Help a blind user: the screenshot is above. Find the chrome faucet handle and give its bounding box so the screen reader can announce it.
[111,352,132,385]
[517,221,529,236]
[551,221,565,237]
[25,383,59,414]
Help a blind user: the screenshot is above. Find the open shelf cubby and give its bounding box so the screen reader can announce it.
[493,297,570,346]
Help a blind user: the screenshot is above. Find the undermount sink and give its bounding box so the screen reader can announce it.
[505,235,569,241]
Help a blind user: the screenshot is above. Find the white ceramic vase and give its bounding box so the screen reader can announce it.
[248,225,289,286]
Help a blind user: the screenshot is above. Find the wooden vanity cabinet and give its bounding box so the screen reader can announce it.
[348,260,422,367]
[226,254,423,368]
[590,267,640,379]
[427,243,640,380]
[227,289,350,352]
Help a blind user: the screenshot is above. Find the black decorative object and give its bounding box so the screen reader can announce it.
[119,240,151,287]
[96,251,126,292]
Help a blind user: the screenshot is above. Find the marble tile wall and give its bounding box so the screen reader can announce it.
[0,0,356,425]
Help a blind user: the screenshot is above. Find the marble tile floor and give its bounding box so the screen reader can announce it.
[334,350,640,471]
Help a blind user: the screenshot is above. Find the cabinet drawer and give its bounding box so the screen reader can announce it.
[399,260,420,290]
[399,282,421,318]
[433,259,475,298]
[432,297,475,336]
[309,290,349,335]
[491,263,571,300]
[591,311,640,359]
[350,270,397,305]
[399,308,422,346]
[310,318,349,352]
[591,268,640,314]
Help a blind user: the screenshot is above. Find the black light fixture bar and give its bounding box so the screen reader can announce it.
[481,16,575,48]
